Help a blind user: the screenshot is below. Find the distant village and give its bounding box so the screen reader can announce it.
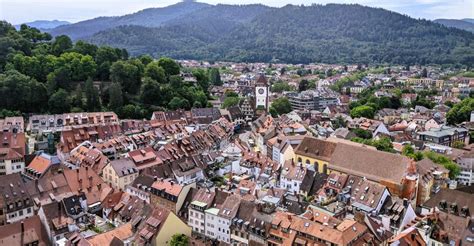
[0,60,473,246]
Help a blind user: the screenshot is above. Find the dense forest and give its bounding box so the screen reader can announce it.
[49,1,210,40]
[0,21,212,118]
[76,3,474,66]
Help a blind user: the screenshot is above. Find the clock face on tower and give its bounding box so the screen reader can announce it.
[258,88,265,95]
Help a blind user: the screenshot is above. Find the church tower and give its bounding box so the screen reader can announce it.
[255,74,269,110]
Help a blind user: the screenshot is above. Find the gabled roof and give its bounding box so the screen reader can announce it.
[329,143,410,183]
[110,158,138,177]
[218,194,241,219]
[294,137,337,162]
[0,215,50,246]
[423,189,474,216]
[86,223,133,246]
[151,179,183,197]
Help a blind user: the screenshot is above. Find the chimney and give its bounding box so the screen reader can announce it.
[88,175,93,189]
[403,198,409,208]
[58,201,62,224]
[20,220,24,246]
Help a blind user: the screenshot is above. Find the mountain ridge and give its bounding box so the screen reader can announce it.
[48,1,210,40]
[14,20,70,30]
[47,2,474,65]
[434,19,474,33]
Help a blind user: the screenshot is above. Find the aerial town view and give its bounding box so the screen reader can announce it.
[0,0,473,245]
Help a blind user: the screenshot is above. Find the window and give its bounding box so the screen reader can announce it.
[18,210,23,216]
[27,208,31,213]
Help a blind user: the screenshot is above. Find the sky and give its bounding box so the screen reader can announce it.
[1,0,473,24]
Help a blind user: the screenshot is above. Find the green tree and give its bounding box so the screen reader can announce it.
[371,137,393,152]
[298,79,309,92]
[351,137,394,153]
[269,107,278,117]
[47,66,72,92]
[222,97,240,109]
[193,68,209,93]
[85,78,101,111]
[144,61,166,83]
[424,151,461,179]
[271,81,292,93]
[73,40,98,56]
[350,105,375,118]
[169,75,183,89]
[446,97,474,124]
[51,35,72,56]
[140,77,161,106]
[209,67,222,86]
[332,115,347,129]
[108,82,123,112]
[270,97,292,115]
[402,145,424,161]
[351,128,372,139]
[138,55,153,66]
[169,233,189,246]
[168,97,190,110]
[193,90,208,108]
[110,60,142,94]
[120,104,145,119]
[158,57,180,76]
[95,46,122,80]
[0,70,47,113]
[72,84,84,109]
[48,89,71,114]
[57,52,97,81]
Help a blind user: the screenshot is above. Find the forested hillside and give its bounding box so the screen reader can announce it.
[0,22,212,118]
[14,20,70,31]
[49,1,210,40]
[83,3,474,66]
[434,19,474,33]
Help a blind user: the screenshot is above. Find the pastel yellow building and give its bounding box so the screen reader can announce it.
[155,211,191,245]
[293,137,337,173]
[103,158,139,190]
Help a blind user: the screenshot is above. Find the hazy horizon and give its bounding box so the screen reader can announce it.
[2,0,473,25]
